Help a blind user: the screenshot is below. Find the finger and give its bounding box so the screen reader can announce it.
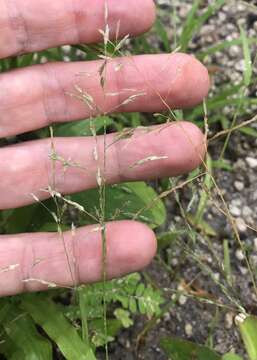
[0,53,210,137]
[0,220,156,297]
[1,121,205,210]
[0,0,156,58]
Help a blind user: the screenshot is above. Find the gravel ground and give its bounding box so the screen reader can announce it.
[98,1,257,359]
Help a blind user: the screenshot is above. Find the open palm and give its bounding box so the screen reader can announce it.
[0,0,210,297]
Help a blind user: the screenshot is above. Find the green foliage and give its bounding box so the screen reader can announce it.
[240,25,253,87]
[0,302,52,359]
[180,0,226,51]
[160,337,221,360]
[222,354,243,360]
[1,1,257,359]
[37,116,114,139]
[72,182,166,228]
[0,181,166,234]
[157,230,185,251]
[160,337,243,360]
[21,295,96,360]
[76,273,164,321]
[237,315,257,360]
[154,19,171,53]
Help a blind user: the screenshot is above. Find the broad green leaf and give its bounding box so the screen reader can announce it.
[38,222,70,232]
[52,116,114,137]
[72,182,166,228]
[5,204,40,234]
[2,306,52,360]
[21,295,96,360]
[4,198,57,234]
[160,337,221,360]
[222,354,243,360]
[37,116,113,139]
[0,301,12,323]
[237,314,257,360]
[0,332,26,360]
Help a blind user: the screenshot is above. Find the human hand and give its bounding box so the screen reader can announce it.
[0,0,210,296]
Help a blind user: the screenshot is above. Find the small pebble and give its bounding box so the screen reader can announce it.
[185,323,193,337]
[234,181,244,191]
[235,218,247,233]
[239,266,248,275]
[163,312,171,322]
[171,258,179,267]
[229,45,241,58]
[246,157,257,169]
[235,59,245,72]
[242,206,252,218]
[178,295,187,306]
[213,273,220,281]
[225,312,234,329]
[235,249,245,261]
[229,204,241,217]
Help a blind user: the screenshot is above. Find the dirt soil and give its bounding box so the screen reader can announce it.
[98,1,257,359]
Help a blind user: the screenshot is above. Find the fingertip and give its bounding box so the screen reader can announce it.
[143,0,157,32]
[107,221,157,277]
[168,53,210,108]
[178,121,207,170]
[153,121,206,176]
[127,0,156,36]
[183,54,210,107]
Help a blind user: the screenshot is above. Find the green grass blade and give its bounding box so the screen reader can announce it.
[78,287,90,345]
[197,37,257,60]
[187,97,257,123]
[194,154,212,225]
[160,337,221,360]
[180,0,226,52]
[2,306,52,360]
[236,314,257,360]
[239,127,257,138]
[240,26,253,87]
[21,295,96,360]
[193,0,226,35]
[223,240,232,286]
[155,19,171,53]
[180,0,203,51]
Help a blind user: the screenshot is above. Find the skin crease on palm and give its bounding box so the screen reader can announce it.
[0,0,210,297]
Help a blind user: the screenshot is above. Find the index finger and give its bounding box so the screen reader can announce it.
[0,0,156,58]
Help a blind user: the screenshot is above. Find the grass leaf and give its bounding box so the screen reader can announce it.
[2,305,52,360]
[160,337,221,360]
[21,295,96,360]
[72,182,166,228]
[240,26,253,87]
[237,314,257,360]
